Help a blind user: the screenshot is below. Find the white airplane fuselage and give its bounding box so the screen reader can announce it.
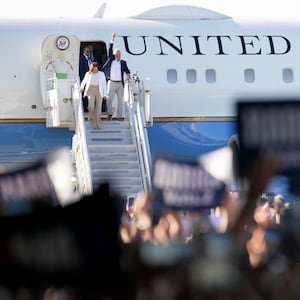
[1,5,300,169]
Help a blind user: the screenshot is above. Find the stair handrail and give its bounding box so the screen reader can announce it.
[71,80,93,195]
[134,76,153,189]
[124,73,152,192]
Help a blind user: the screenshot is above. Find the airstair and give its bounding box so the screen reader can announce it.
[71,75,152,199]
[83,98,151,198]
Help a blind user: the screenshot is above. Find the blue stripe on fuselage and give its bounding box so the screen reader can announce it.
[147,121,237,158]
[0,121,237,170]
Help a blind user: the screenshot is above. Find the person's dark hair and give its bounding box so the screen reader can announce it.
[89,62,98,72]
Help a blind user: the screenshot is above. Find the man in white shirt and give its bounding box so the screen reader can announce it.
[102,33,131,121]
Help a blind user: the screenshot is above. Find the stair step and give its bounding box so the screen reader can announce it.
[86,137,133,145]
[86,132,132,138]
[93,177,142,186]
[90,161,139,167]
[89,153,138,161]
[88,144,136,152]
[85,121,130,129]
[85,127,131,133]
[91,169,141,177]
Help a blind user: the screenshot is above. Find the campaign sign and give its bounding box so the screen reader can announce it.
[238,100,300,179]
[151,154,226,211]
[0,147,76,215]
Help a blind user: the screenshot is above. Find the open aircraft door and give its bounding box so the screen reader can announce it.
[40,35,80,127]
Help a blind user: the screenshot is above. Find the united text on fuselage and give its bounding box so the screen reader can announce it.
[121,35,291,56]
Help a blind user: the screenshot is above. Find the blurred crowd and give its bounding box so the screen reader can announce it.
[0,178,300,299]
[117,188,300,300]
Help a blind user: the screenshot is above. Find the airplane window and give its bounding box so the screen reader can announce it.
[282,68,293,83]
[244,69,255,83]
[186,69,197,83]
[205,69,216,83]
[167,69,177,83]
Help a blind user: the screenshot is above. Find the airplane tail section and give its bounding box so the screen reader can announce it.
[93,2,107,18]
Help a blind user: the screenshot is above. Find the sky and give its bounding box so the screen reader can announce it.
[0,0,300,22]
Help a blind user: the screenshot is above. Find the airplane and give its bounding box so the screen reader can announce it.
[0,2,299,179]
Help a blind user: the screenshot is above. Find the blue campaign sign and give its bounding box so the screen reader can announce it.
[0,160,58,214]
[151,154,226,211]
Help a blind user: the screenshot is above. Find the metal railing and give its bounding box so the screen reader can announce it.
[71,80,93,195]
[124,74,153,192]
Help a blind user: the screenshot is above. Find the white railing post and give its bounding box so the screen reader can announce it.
[71,80,93,195]
[125,74,152,192]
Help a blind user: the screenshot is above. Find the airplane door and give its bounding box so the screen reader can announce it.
[40,35,80,127]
